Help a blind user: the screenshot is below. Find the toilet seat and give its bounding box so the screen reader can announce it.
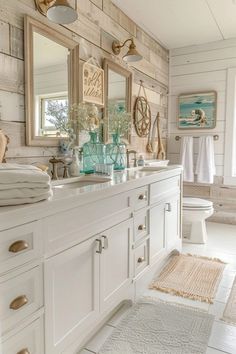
[183,197,213,210]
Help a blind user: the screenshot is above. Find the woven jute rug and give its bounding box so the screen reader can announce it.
[150,253,226,303]
[99,297,214,354]
[222,276,236,325]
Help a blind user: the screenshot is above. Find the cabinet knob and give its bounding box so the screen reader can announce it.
[165,203,172,212]
[9,240,29,253]
[137,256,145,263]
[101,235,108,250]
[138,224,146,231]
[9,295,28,310]
[17,349,30,354]
[138,194,146,200]
[96,239,102,254]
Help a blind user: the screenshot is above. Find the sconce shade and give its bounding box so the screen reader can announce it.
[35,0,78,25]
[47,0,78,24]
[112,38,143,63]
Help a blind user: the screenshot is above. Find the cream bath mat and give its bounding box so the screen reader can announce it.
[222,276,236,325]
[99,297,214,354]
[150,253,225,303]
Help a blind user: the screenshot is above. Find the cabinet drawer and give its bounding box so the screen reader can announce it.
[2,316,43,354]
[150,176,180,205]
[133,209,149,243]
[134,240,149,276]
[131,186,149,211]
[0,221,42,275]
[0,266,43,335]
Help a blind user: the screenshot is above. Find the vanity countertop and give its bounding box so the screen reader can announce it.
[0,165,182,231]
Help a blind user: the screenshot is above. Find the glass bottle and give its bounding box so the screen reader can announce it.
[83,131,105,174]
[105,133,126,170]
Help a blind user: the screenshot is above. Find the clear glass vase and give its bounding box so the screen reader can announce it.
[83,131,105,174]
[105,133,126,170]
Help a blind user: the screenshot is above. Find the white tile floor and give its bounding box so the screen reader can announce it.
[82,222,236,354]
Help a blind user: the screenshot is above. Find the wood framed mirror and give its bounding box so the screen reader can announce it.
[103,59,132,144]
[24,16,79,146]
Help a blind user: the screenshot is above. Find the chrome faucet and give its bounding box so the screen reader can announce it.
[126,149,137,168]
[49,156,65,180]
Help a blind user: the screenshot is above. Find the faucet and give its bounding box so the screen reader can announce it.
[49,156,65,180]
[126,149,137,168]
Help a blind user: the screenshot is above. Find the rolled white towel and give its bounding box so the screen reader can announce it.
[0,163,50,184]
[0,191,53,206]
[0,187,51,200]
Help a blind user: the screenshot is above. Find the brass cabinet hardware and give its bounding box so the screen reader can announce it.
[96,239,102,254]
[138,224,146,231]
[8,240,29,253]
[165,203,172,212]
[17,349,30,354]
[9,295,28,310]
[138,194,146,200]
[101,235,108,250]
[137,257,145,263]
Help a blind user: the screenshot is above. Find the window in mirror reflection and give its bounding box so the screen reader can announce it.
[33,32,69,138]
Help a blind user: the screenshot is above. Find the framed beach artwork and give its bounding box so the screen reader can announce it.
[177,91,217,129]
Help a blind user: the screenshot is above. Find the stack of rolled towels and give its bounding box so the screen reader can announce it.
[0,163,52,206]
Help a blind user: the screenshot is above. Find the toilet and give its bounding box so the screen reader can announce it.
[182,197,214,244]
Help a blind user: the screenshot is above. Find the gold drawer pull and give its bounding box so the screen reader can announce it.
[10,295,28,310]
[138,224,146,231]
[138,194,146,200]
[137,257,145,263]
[17,349,30,354]
[9,240,29,253]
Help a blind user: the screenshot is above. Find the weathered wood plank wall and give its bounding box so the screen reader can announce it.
[0,0,169,165]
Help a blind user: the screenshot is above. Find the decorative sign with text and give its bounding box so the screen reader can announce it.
[82,61,104,106]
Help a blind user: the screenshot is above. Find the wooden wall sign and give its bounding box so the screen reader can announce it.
[82,60,104,106]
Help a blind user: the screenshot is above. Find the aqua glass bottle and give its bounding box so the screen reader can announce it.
[105,133,126,170]
[83,131,105,174]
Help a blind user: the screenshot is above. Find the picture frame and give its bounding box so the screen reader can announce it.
[82,61,104,106]
[177,91,217,129]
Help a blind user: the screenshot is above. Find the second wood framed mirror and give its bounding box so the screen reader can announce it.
[103,59,132,144]
[24,16,79,146]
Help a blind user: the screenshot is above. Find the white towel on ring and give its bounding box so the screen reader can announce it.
[0,163,50,184]
[179,136,194,182]
[195,136,216,184]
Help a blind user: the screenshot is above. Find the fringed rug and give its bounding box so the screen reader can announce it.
[222,276,236,325]
[150,253,226,303]
[99,297,214,354]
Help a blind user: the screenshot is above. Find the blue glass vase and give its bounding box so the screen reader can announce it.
[105,133,126,170]
[83,132,105,174]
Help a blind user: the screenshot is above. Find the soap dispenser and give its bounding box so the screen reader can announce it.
[70,147,81,177]
[137,154,145,166]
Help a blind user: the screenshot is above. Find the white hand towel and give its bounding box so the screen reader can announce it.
[179,136,194,182]
[0,191,53,206]
[195,136,216,184]
[0,163,50,184]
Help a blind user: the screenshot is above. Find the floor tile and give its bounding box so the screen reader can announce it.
[215,286,231,303]
[208,321,236,354]
[209,301,225,320]
[219,272,235,289]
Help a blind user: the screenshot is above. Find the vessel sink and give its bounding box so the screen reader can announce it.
[52,175,111,189]
[140,166,168,172]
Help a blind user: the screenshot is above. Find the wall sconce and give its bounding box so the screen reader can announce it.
[35,0,78,24]
[112,38,143,63]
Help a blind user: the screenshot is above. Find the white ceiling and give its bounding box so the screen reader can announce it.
[112,0,236,49]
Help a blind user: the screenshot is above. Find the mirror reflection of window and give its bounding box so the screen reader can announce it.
[108,69,127,123]
[33,32,69,137]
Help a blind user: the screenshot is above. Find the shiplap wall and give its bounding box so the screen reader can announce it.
[0,0,169,165]
[168,39,236,224]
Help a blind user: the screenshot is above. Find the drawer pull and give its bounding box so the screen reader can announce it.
[138,224,146,231]
[138,194,146,200]
[10,295,28,310]
[101,235,109,250]
[137,257,145,263]
[9,240,29,253]
[17,349,30,354]
[96,239,102,254]
[166,203,172,212]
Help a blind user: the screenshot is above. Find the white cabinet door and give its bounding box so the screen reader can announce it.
[44,236,100,354]
[100,219,133,313]
[149,203,165,264]
[165,194,181,252]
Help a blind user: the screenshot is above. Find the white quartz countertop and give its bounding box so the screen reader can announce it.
[0,165,182,231]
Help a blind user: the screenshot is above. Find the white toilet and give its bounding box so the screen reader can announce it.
[182,197,214,244]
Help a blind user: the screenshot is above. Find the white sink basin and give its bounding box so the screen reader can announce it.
[52,175,111,189]
[140,166,168,172]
